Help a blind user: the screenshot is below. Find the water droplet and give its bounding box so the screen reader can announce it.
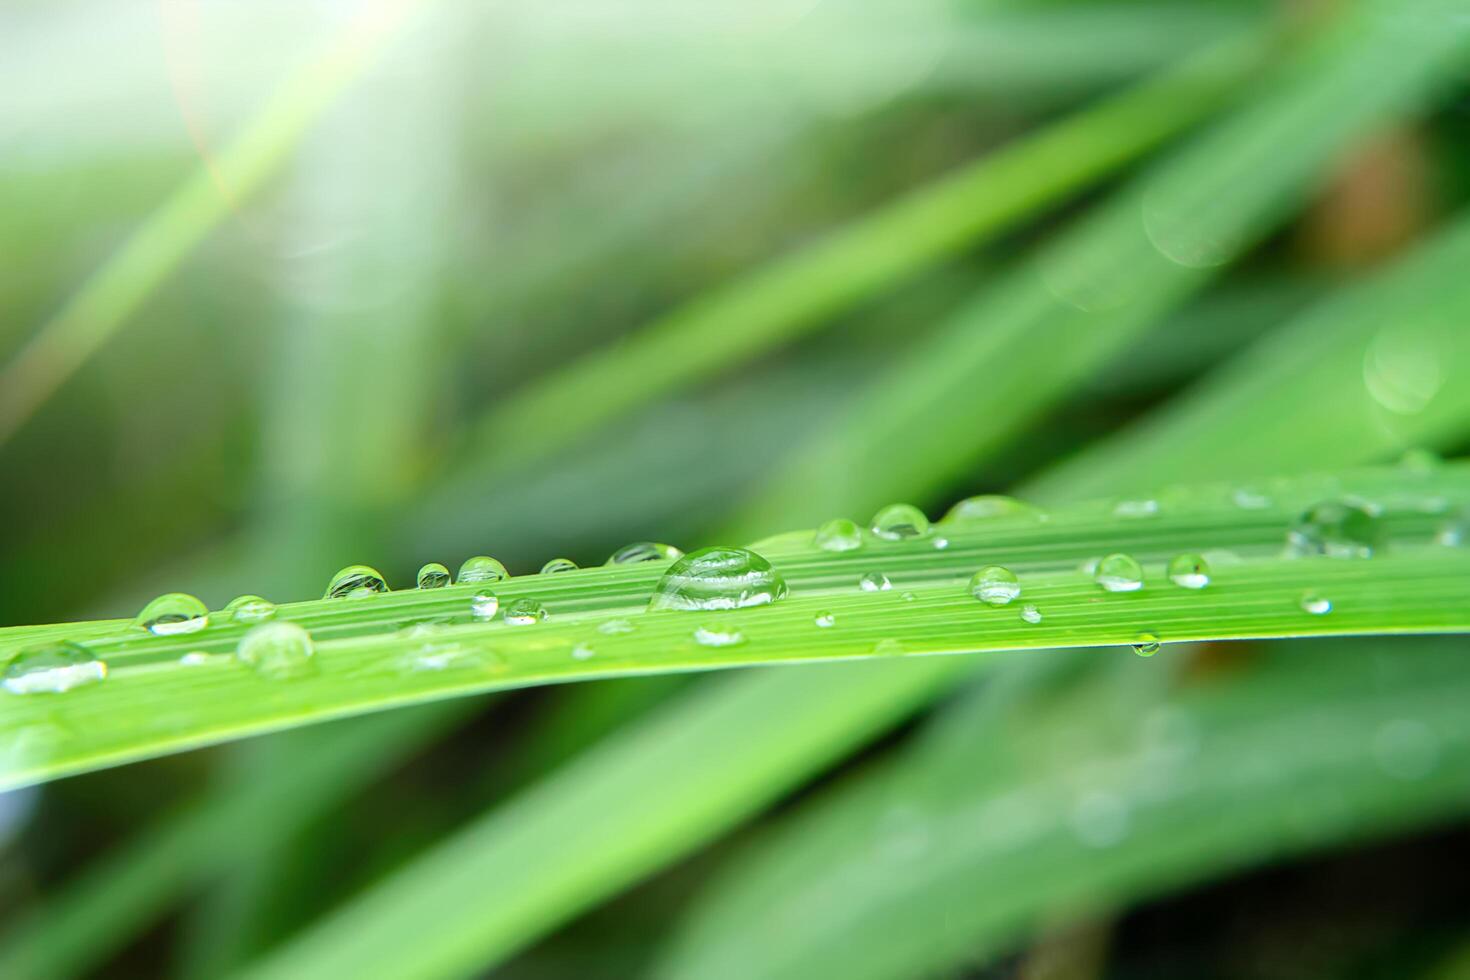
[226,595,277,623]
[235,622,314,680]
[901,591,917,602]
[416,563,451,589]
[814,611,836,628]
[941,494,1040,525]
[1167,553,1210,590]
[605,542,683,565]
[1132,632,1161,657]
[1436,512,1467,547]
[693,624,745,647]
[1232,487,1272,510]
[869,503,930,541]
[571,643,596,661]
[1300,591,1331,615]
[874,638,904,656]
[540,558,579,574]
[458,556,508,584]
[135,593,210,635]
[1020,604,1042,624]
[814,518,863,552]
[504,598,548,625]
[598,618,635,635]
[1287,500,1381,559]
[1094,553,1143,593]
[470,591,500,620]
[648,547,788,612]
[932,537,949,550]
[325,565,389,599]
[858,571,892,593]
[3,643,106,694]
[179,651,223,667]
[969,566,1020,606]
[1113,499,1159,518]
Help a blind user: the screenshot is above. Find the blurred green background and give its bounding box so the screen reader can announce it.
[4,0,1470,977]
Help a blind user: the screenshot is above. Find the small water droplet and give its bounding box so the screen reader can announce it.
[859,571,892,593]
[325,565,390,599]
[235,622,314,679]
[1113,499,1159,518]
[504,598,548,625]
[226,595,277,623]
[1132,632,1161,657]
[179,651,223,667]
[416,563,451,589]
[458,556,508,584]
[693,624,745,647]
[814,611,836,628]
[571,643,596,661]
[648,547,788,612]
[814,518,863,552]
[3,643,106,694]
[1300,591,1331,615]
[605,542,683,565]
[1287,500,1381,559]
[941,494,1040,524]
[869,503,930,541]
[540,558,579,574]
[1435,510,1467,547]
[1094,554,1144,593]
[1232,488,1272,510]
[470,591,500,620]
[135,593,210,635]
[969,566,1020,606]
[932,537,949,550]
[1167,553,1210,590]
[874,638,904,656]
[598,618,635,635]
[1020,604,1042,624]
[900,591,916,602]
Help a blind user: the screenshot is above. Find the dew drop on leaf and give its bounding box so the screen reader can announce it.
[875,638,904,656]
[325,565,390,599]
[1300,591,1332,615]
[648,547,788,612]
[694,624,744,647]
[1287,500,1381,559]
[457,556,509,584]
[416,563,451,589]
[814,611,836,628]
[135,593,210,635]
[814,518,863,552]
[1132,632,1161,657]
[598,618,635,635]
[1167,553,1210,590]
[1113,499,1159,518]
[3,642,106,694]
[941,494,1040,525]
[1094,553,1144,593]
[470,591,500,620]
[226,594,277,623]
[504,598,548,625]
[859,571,892,593]
[969,565,1020,606]
[1020,604,1042,624]
[235,622,314,680]
[869,503,930,541]
[571,643,596,661]
[540,558,579,574]
[605,542,683,565]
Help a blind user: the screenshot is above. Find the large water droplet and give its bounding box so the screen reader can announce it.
[605,542,683,565]
[941,494,1040,525]
[1300,591,1332,615]
[870,503,930,541]
[235,622,314,679]
[1094,554,1144,593]
[814,518,863,552]
[859,571,892,593]
[1167,553,1210,590]
[1132,633,1161,657]
[648,547,788,612]
[504,598,548,625]
[969,566,1020,606]
[226,595,277,623]
[470,591,500,620]
[3,642,106,694]
[458,556,508,584]
[325,565,389,599]
[1287,500,1381,559]
[416,563,451,589]
[540,558,579,575]
[694,624,745,647]
[135,593,210,635]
